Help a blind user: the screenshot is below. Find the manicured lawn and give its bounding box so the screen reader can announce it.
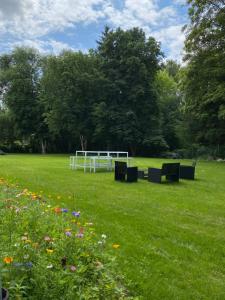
[1,154,225,299]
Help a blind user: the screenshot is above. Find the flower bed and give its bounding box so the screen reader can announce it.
[0,178,132,299]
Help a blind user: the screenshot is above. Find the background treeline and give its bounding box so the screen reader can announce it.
[0,0,224,158]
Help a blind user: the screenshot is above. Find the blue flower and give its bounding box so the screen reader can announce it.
[65,231,72,237]
[25,262,33,268]
[61,208,68,213]
[72,211,80,217]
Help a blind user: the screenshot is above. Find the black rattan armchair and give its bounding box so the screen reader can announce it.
[115,161,138,183]
[180,161,196,180]
[148,163,180,183]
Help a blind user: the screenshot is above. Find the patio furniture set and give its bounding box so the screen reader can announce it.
[70,150,196,183]
[115,161,196,183]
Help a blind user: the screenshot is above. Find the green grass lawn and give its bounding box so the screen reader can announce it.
[1,154,225,299]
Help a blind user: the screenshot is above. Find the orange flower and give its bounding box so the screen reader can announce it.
[112,244,120,249]
[3,257,13,264]
[79,227,84,234]
[54,207,61,213]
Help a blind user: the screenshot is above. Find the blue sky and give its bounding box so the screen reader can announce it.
[0,0,188,61]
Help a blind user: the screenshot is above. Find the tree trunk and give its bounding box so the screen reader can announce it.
[41,139,47,154]
[130,145,136,157]
[80,135,87,151]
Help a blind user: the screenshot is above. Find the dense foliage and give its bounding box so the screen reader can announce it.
[0,27,177,156]
[96,27,166,155]
[182,0,225,157]
[0,4,225,158]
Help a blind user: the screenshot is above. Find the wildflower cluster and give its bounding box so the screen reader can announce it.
[0,178,131,299]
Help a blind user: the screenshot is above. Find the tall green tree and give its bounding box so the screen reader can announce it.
[0,109,15,151]
[155,65,181,150]
[0,47,48,153]
[40,51,103,151]
[183,0,225,151]
[96,27,166,155]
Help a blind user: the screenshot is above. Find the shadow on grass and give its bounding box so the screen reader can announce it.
[154,181,186,187]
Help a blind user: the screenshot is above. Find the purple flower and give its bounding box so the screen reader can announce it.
[61,208,68,213]
[65,231,72,237]
[75,233,84,238]
[72,211,80,217]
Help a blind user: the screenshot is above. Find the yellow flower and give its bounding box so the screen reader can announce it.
[112,244,120,249]
[46,249,54,254]
[25,239,32,243]
[85,222,93,226]
[32,243,39,248]
[57,196,61,200]
[65,228,72,232]
[3,257,13,264]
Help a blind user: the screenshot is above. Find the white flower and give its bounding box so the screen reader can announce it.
[46,264,53,269]
[98,241,103,245]
[101,234,107,239]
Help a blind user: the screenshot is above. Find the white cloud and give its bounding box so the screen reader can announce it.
[0,0,107,38]
[103,0,186,61]
[6,39,76,54]
[0,0,188,60]
[103,0,177,29]
[151,25,186,61]
[0,0,30,18]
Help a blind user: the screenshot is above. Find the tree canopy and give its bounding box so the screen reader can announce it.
[183,0,225,150]
[0,15,224,158]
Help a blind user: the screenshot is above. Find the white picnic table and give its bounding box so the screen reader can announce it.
[70,150,131,172]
